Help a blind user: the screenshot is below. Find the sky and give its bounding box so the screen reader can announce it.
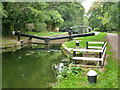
[82,0,95,13]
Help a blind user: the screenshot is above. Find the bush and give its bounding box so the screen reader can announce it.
[94,28,100,31]
[34,22,47,32]
[57,63,83,81]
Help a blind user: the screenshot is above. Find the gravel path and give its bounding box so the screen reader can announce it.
[99,33,118,72]
[107,33,118,59]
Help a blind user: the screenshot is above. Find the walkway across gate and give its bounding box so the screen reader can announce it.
[13,31,95,45]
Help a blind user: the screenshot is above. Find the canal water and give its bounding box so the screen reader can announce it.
[2,44,66,88]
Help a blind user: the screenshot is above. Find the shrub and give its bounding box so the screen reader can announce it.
[94,28,100,31]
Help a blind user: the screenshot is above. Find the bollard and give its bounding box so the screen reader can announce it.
[87,70,97,84]
[76,41,79,47]
[51,32,53,35]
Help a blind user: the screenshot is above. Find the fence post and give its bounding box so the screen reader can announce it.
[73,51,76,57]
[86,41,88,49]
[99,52,102,67]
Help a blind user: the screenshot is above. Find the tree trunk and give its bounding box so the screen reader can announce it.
[48,24,52,32]
[11,23,14,35]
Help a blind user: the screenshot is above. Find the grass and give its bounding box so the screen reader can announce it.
[1,36,28,45]
[65,32,107,48]
[108,31,120,34]
[55,32,118,88]
[26,31,66,36]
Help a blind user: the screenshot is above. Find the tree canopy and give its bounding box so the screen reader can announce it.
[88,2,119,32]
[2,2,85,37]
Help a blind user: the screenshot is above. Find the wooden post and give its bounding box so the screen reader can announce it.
[86,41,88,49]
[73,51,76,57]
[99,52,102,67]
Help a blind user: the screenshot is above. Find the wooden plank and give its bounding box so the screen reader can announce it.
[88,42,104,44]
[73,57,103,61]
[73,49,103,52]
[88,46,102,49]
[102,47,107,59]
[102,42,107,51]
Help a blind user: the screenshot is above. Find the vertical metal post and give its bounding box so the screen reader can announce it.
[86,41,88,49]
[69,31,72,40]
[29,36,32,40]
[18,31,20,41]
[99,52,102,67]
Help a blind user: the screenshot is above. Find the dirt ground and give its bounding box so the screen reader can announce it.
[106,33,118,59]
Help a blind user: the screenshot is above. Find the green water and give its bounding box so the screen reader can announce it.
[2,45,65,88]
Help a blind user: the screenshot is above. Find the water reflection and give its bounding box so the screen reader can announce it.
[2,44,66,88]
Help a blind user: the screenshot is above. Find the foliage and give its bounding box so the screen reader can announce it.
[2,2,85,37]
[57,64,82,81]
[88,2,119,32]
[94,28,100,31]
[54,2,85,29]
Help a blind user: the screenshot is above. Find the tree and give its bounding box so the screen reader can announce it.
[88,2,118,32]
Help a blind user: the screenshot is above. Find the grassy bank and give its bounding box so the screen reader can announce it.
[65,32,107,48]
[55,32,118,88]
